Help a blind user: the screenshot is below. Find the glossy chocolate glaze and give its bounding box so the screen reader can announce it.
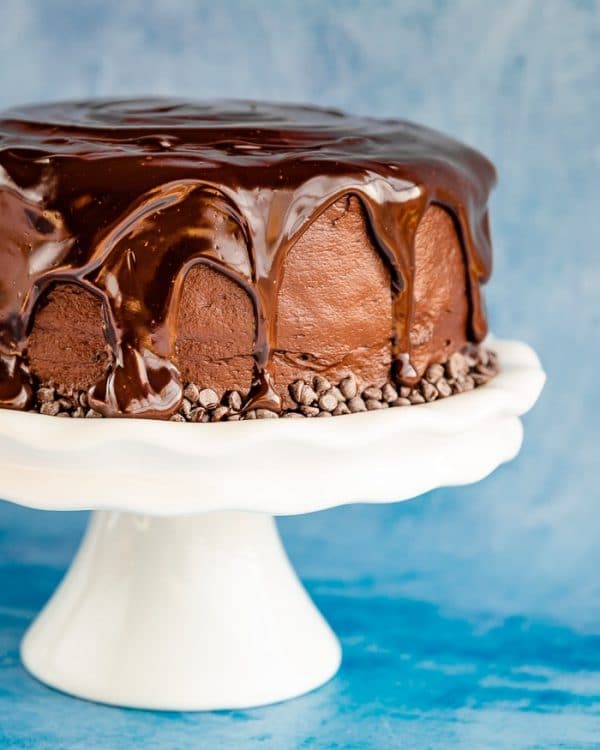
[0,99,496,417]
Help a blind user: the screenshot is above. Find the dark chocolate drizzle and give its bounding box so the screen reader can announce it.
[0,98,495,417]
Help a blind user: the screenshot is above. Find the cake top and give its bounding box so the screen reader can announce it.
[0,99,496,417]
[0,98,494,180]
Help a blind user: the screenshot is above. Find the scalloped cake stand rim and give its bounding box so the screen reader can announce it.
[0,337,545,517]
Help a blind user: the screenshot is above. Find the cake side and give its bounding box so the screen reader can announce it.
[0,99,497,420]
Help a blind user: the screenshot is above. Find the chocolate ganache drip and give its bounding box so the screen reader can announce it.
[0,99,496,418]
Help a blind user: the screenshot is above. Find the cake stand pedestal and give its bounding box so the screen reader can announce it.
[0,339,544,710]
[21,511,340,710]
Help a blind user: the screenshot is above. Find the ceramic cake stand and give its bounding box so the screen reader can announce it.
[0,338,544,710]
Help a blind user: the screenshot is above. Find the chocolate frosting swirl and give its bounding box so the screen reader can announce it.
[0,98,496,417]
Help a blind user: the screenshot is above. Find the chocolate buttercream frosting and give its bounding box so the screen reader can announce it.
[0,98,496,418]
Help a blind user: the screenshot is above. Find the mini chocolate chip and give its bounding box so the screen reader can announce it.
[328,386,345,402]
[313,375,331,394]
[317,410,332,417]
[447,352,468,380]
[333,402,351,416]
[318,392,338,412]
[382,383,398,403]
[180,398,193,418]
[170,413,186,422]
[289,380,305,404]
[299,384,318,406]
[399,386,411,398]
[300,405,320,417]
[282,411,303,418]
[347,397,367,413]
[183,383,200,403]
[436,378,452,398]
[421,380,438,402]
[363,386,383,401]
[226,390,242,411]
[85,408,103,418]
[425,363,444,384]
[472,373,491,386]
[408,391,425,404]
[366,398,386,410]
[339,375,357,400]
[476,364,497,378]
[211,406,230,422]
[190,406,206,422]
[461,375,475,391]
[40,401,60,416]
[37,387,55,403]
[392,397,411,406]
[450,379,464,394]
[198,388,219,409]
[244,410,257,420]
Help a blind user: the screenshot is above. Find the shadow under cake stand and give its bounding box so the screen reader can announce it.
[0,338,545,710]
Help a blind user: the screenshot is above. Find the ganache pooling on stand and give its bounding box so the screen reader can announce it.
[0,98,496,419]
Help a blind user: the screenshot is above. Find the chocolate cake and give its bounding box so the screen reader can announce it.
[0,99,498,422]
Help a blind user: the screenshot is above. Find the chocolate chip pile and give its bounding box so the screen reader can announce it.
[32,387,102,419]
[29,347,498,421]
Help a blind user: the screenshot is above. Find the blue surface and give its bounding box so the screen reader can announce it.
[1,1,599,747]
[1,504,600,748]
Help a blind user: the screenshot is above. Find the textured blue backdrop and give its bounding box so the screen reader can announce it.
[0,1,599,747]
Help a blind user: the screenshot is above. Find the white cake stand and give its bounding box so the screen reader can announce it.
[0,338,544,710]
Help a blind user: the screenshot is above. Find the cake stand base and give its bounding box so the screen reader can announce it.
[21,510,341,710]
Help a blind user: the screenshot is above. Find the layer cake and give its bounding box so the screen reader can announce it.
[0,99,498,421]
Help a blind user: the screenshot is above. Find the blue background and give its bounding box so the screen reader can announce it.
[0,1,598,747]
